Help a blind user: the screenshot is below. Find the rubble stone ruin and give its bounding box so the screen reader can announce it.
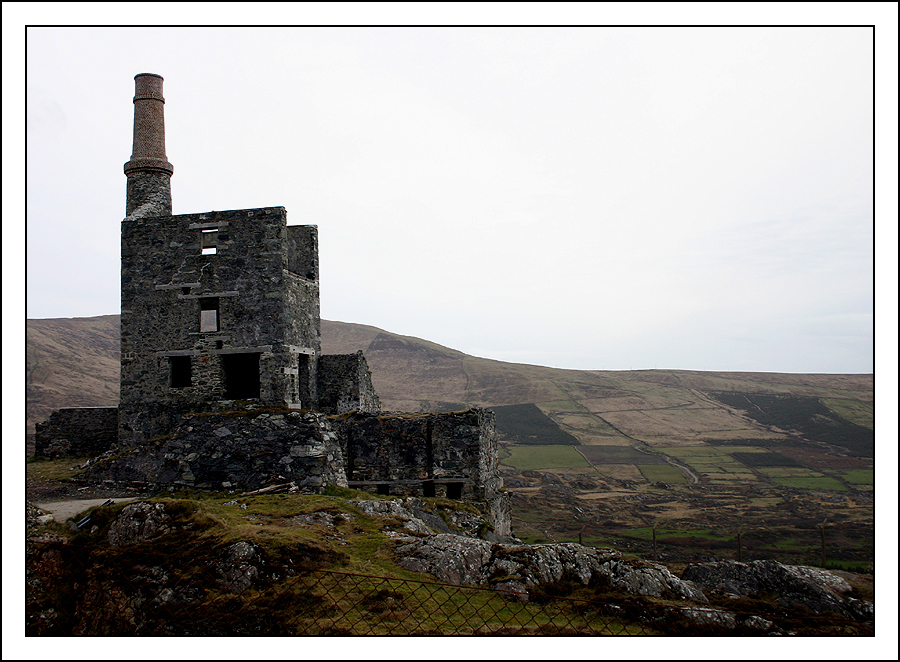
[35,73,509,535]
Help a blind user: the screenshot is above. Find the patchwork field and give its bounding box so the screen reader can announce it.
[636,465,688,484]
[497,379,873,568]
[501,445,590,471]
[577,446,666,465]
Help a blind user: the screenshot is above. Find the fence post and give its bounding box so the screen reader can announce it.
[652,523,658,561]
[818,519,827,568]
[737,524,745,562]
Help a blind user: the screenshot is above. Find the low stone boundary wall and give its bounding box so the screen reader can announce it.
[35,407,119,459]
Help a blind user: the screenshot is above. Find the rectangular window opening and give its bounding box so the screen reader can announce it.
[446,482,464,499]
[201,229,218,255]
[422,481,436,497]
[200,297,219,332]
[297,354,311,405]
[376,483,390,496]
[170,355,192,388]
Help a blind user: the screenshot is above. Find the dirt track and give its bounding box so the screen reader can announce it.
[33,497,139,523]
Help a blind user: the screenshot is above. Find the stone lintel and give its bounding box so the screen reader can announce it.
[155,282,201,290]
[211,345,273,355]
[188,221,230,230]
[156,350,201,357]
[179,291,239,299]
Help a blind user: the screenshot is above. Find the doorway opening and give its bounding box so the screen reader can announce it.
[222,353,260,399]
[446,482,464,499]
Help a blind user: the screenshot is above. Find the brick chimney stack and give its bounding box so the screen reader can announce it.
[124,73,174,218]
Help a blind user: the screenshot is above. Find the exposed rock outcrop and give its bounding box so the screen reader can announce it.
[393,533,707,602]
[107,502,173,546]
[682,559,873,620]
[351,497,707,602]
[352,497,499,539]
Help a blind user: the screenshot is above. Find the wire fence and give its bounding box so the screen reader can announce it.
[25,539,867,636]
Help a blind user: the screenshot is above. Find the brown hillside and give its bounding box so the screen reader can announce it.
[26,315,120,438]
[27,316,873,448]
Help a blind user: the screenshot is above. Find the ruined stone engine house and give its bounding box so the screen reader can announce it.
[36,74,508,533]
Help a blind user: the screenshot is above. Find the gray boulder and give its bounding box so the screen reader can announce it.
[393,534,707,603]
[107,502,172,546]
[354,497,707,602]
[682,559,873,620]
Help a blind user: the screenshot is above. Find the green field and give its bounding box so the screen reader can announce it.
[638,465,688,484]
[756,466,819,477]
[764,475,847,490]
[838,469,874,486]
[754,466,847,489]
[501,445,590,471]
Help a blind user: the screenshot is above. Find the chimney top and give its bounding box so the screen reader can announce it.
[124,73,173,217]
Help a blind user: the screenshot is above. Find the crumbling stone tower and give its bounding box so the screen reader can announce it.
[118,74,377,446]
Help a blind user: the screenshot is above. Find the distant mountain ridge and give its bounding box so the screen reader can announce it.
[26,316,874,452]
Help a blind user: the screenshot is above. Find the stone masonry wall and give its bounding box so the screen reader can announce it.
[119,207,321,445]
[285,225,318,281]
[125,171,172,219]
[317,351,381,415]
[82,409,346,492]
[35,407,119,459]
[333,408,497,500]
[330,408,509,534]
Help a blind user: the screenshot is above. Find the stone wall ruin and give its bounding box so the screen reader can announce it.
[34,72,507,535]
[35,407,119,460]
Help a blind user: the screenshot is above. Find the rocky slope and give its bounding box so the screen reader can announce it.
[26,493,873,636]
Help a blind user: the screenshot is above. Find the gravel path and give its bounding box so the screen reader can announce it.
[33,497,140,522]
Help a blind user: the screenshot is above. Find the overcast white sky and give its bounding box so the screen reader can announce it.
[4,6,899,660]
[11,9,894,374]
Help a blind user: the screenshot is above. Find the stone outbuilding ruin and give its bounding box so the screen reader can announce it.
[35,73,509,534]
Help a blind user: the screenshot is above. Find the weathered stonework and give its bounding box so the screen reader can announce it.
[36,72,508,535]
[332,408,510,535]
[119,206,324,446]
[82,409,347,492]
[35,407,118,459]
[317,352,381,414]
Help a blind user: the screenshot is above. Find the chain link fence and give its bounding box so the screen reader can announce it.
[26,539,868,636]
